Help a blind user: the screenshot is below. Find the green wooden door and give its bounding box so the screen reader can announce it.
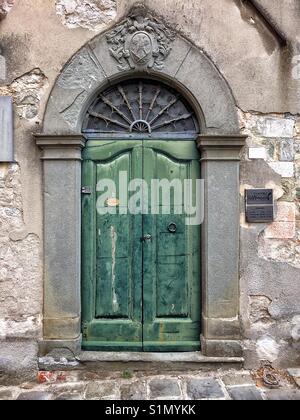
[82,139,201,352]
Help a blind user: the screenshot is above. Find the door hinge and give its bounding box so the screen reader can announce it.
[82,323,89,340]
[81,186,92,195]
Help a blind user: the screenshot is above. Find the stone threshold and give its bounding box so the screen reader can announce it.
[78,352,244,364]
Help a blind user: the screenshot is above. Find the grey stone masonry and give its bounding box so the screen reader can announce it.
[35,135,86,355]
[227,386,264,401]
[198,135,246,357]
[0,368,299,400]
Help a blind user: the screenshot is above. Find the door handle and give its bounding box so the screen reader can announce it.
[141,234,152,242]
[168,223,177,233]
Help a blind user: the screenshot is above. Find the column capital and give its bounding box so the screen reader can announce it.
[35,134,86,160]
[197,135,247,161]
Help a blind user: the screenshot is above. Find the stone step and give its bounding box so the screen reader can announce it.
[39,352,244,372]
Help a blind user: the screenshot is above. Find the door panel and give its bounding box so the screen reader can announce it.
[82,141,143,351]
[142,143,201,351]
[82,139,201,352]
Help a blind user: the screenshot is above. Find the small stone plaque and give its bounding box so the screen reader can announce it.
[245,189,274,223]
[0,96,13,162]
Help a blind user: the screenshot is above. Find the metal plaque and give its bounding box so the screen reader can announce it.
[245,189,274,223]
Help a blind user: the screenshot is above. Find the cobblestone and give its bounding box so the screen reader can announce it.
[149,378,181,399]
[0,369,298,400]
[120,381,147,400]
[227,386,264,401]
[263,389,300,401]
[186,378,225,400]
[17,391,53,400]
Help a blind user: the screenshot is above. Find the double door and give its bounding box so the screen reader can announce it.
[82,139,201,351]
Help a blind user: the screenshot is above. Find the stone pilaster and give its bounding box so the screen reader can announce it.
[35,135,86,356]
[197,135,247,357]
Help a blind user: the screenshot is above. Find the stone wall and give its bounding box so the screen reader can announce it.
[240,112,300,368]
[0,0,299,381]
[0,163,41,384]
[0,1,14,21]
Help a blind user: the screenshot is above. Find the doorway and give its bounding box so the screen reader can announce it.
[81,79,201,352]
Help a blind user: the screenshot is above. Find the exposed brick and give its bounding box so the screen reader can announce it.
[264,222,296,239]
[275,202,296,222]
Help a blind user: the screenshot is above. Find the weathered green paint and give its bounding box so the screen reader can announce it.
[82,139,201,352]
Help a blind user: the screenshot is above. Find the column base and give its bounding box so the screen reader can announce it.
[201,335,243,358]
[39,336,82,358]
[44,317,81,340]
[203,316,242,340]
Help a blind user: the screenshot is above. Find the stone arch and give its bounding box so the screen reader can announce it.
[36,6,246,359]
[42,8,239,136]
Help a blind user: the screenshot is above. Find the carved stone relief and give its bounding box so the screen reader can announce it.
[106,6,175,71]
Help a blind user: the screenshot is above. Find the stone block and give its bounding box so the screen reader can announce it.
[256,336,280,362]
[248,147,267,160]
[0,340,38,385]
[0,54,6,81]
[264,389,300,400]
[186,378,225,400]
[221,373,254,387]
[295,121,300,137]
[203,317,241,340]
[249,296,272,324]
[264,222,296,239]
[201,336,243,358]
[149,378,181,399]
[255,117,295,138]
[227,386,263,401]
[55,391,84,400]
[17,391,53,401]
[0,96,13,162]
[280,139,294,161]
[0,389,13,400]
[268,162,294,178]
[85,381,118,400]
[120,382,147,400]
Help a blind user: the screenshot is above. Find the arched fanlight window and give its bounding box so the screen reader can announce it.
[83,79,199,135]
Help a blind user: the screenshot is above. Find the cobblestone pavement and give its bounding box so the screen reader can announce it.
[0,368,299,401]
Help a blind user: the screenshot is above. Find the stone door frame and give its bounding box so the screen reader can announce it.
[35,8,246,358]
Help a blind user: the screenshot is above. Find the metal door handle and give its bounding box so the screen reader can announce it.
[141,234,152,242]
[168,223,177,233]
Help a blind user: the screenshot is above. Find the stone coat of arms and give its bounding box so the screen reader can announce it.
[106,6,175,71]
